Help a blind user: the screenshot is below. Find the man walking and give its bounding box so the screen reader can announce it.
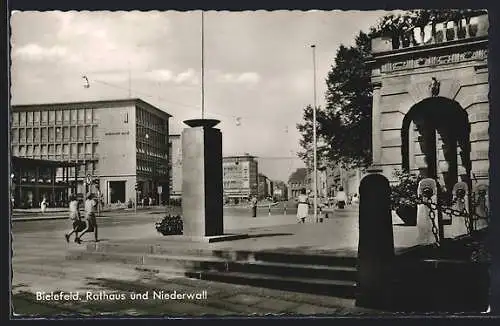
[75,193,99,244]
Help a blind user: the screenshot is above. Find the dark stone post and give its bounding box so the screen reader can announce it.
[182,119,223,237]
[356,168,395,309]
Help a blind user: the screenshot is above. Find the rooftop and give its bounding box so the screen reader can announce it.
[11,98,172,118]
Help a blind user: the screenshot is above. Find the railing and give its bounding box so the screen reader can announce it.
[372,14,488,53]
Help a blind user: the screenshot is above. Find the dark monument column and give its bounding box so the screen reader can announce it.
[182,119,224,237]
[356,167,395,310]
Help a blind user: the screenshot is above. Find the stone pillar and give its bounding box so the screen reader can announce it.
[447,181,469,238]
[371,82,382,167]
[417,178,439,245]
[473,184,489,230]
[356,168,394,309]
[181,119,223,237]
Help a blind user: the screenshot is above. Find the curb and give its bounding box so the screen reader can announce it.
[12,216,111,222]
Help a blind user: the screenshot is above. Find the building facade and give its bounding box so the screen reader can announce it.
[288,167,308,199]
[168,134,182,199]
[273,181,288,201]
[223,154,258,203]
[369,13,489,198]
[11,98,172,206]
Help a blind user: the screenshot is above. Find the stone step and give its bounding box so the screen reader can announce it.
[68,250,357,282]
[85,243,358,268]
[187,270,356,299]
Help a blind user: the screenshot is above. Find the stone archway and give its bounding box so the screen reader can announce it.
[401,96,471,203]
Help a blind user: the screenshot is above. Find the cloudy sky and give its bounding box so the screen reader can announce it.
[10,10,390,182]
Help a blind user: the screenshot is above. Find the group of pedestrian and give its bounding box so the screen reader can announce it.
[65,193,99,244]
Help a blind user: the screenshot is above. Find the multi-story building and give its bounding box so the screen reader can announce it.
[10,98,172,206]
[223,154,258,203]
[168,134,182,199]
[258,173,275,199]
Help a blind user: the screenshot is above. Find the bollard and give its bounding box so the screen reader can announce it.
[356,172,394,310]
[473,184,489,230]
[269,204,271,216]
[417,178,439,245]
[448,181,469,237]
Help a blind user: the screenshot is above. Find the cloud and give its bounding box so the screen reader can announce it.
[140,68,199,85]
[144,69,174,82]
[174,68,198,84]
[13,43,68,61]
[216,71,261,85]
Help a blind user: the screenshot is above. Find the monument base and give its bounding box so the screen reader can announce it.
[164,233,249,243]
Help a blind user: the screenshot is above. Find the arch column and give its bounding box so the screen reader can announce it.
[371,81,382,166]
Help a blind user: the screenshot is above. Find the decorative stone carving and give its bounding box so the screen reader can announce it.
[429,77,441,97]
[379,47,488,73]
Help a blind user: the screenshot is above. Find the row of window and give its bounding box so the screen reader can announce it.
[11,126,98,144]
[12,108,98,126]
[136,142,168,159]
[59,163,99,177]
[12,143,98,157]
[136,126,168,145]
[17,162,99,180]
[137,159,168,176]
[136,108,167,132]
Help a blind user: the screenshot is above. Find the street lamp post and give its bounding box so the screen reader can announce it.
[311,44,318,223]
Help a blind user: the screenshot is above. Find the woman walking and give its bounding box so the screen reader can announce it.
[65,195,82,243]
[40,196,47,214]
[75,193,99,244]
[296,188,309,223]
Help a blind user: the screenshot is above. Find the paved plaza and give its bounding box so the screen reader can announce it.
[11,207,417,316]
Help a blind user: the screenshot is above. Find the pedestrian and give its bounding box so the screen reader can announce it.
[336,186,347,209]
[65,195,83,243]
[251,196,258,217]
[75,193,98,244]
[40,196,47,214]
[352,193,360,205]
[149,196,153,207]
[296,188,309,223]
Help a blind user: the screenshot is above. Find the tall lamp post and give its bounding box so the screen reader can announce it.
[311,44,318,223]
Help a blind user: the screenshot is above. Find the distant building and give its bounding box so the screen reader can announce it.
[288,167,308,198]
[11,98,172,206]
[273,181,288,201]
[258,173,268,199]
[223,154,258,203]
[169,134,182,198]
[257,173,274,199]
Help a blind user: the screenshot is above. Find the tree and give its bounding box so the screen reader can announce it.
[297,31,373,169]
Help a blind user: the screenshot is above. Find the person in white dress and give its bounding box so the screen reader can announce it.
[336,187,347,209]
[296,188,309,223]
[40,197,47,214]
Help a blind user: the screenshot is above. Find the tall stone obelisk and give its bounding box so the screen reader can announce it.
[181,119,224,237]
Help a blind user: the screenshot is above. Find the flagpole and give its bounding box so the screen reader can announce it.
[201,11,205,119]
[311,44,318,223]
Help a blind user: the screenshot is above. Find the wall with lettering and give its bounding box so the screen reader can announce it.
[97,105,137,177]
